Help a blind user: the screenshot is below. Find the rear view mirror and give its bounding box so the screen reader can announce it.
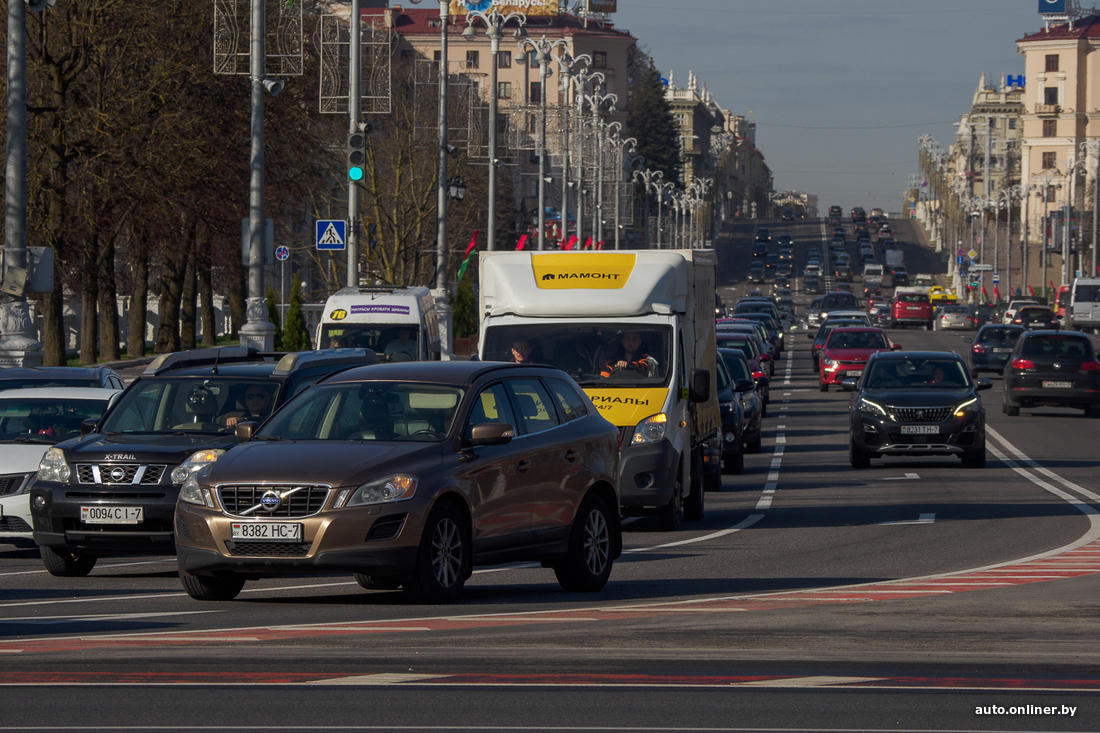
[734,379,755,393]
[235,422,258,443]
[689,368,711,403]
[81,418,98,437]
[467,422,515,446]
[976,378,993,391]
[840,379,859,391]
[891,344,902,351]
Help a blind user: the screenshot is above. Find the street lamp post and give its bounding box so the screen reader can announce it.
[580,93,616,247]
[463,8,527,252]
[516,35,568,251]
[632,168,663,249]
[571,66,603,248]
[608,133,639,250]
[1080,140,1100,277]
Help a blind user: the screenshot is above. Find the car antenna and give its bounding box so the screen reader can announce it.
[211,348,221,375]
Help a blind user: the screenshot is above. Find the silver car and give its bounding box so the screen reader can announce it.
[933,305,974,331]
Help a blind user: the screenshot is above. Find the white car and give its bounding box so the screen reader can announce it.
[826,309,872,327]
[0,387,121,544]
[1002,299,1038,324]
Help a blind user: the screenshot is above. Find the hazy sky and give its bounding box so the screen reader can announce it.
[610,0,1048,214]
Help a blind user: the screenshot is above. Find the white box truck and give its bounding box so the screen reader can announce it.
[478,250,721,530]
[315,285,441,361]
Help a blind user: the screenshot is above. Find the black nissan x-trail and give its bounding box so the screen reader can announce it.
[29,347,377,577]
[844,351,992,469]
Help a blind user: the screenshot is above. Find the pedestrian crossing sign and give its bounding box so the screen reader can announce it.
[316,220,347,251]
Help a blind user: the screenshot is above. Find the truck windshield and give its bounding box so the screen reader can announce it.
[318,324,420,361]
[483,325,673,387]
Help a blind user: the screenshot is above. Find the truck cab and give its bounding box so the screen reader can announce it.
[477,251,720,530]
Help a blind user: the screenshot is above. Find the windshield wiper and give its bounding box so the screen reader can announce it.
[7,435,56,444]
[253,435,283,441]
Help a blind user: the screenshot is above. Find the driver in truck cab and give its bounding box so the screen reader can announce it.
[600,331,653,378]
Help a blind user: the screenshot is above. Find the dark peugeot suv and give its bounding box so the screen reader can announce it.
[844,351,992,469]
[29,347,377,576]
[1003,330,1100,417]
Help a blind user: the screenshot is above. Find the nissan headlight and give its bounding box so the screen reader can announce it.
[170,449,225,484]
[341,474,418,508]
[37,447,71,483]
[631,413,668,445]
[954,398,980,418]
[179,470,215,508]
[857,398,887,417]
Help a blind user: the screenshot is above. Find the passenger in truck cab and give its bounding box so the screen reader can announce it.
[601,331,653,378]
[510,338,537,364]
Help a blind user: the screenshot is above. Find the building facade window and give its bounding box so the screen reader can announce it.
[497,81,512,100]
[428,18,441,28]
[1009,118,1016,129]
[1044,185,1057,203]
[1042,151,1057,170]
[498,51,512,68]
[466,50,479,68]
[1043,119,1057,137]
[433,50,441,64]
[530,81,542,105]
[1045,54,1059,72]
[592,51,607,69]
[1044,87,1059,105]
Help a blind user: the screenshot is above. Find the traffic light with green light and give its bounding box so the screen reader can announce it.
[346,131,366,181]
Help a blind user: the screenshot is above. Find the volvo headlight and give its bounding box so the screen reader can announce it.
[631,413,668,445]
[343,474,418,508]
[170,449,225,484]
[857,398,887,417]
[178,469,215,508]
[37,447,71,483]
[954,398,980,418]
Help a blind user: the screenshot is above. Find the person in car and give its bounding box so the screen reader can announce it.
[222,384,274,428]
[601,331,652,378]
[510,339,537,364]
[383,329,417,361]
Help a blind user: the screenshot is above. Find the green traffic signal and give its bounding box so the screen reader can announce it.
[349,165,364,181]
[346,131,367,182]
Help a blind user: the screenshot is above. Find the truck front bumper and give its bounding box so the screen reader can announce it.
[618,438,678,510]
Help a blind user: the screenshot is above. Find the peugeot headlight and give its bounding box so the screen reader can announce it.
[954,398,980,418]
[342,474,418,508]
[631,413,668,445]
[37,447,71,483]
[170,449,225,484]
[857,398,887,417]
[179,469,215,508]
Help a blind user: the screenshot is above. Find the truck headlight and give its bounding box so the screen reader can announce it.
[631,413,668,445]
[37,447,71,483]
[343,474,418,508]
[170,449,225,484]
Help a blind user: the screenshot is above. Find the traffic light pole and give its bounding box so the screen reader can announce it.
[347,0,360,288]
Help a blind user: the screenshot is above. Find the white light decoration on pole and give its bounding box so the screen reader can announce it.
[463,7,527,252]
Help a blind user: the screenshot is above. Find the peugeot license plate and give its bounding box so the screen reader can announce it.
[1043,381,1073,389]
[901,425,939,435]
[81,506,142,524]
[993,348,1011,353]
[231,522,301,542]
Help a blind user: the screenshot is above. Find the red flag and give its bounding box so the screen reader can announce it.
[981,285,988,296]
[584,236,593,250]
[563,235,578,251]
[463,231,479,259]
[596,240,605,250]
[515,234,527,252]
[1028,284,1036,297]
[994,286,1000,302]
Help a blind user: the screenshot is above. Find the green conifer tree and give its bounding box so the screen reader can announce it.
[626,61,681,185]
[452,277,477,339]
[283,274,311,351]
[265,287,283,350]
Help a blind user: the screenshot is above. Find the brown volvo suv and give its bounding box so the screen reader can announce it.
[174,361,622,603]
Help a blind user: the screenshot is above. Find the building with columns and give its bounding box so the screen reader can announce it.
[949,73,1024,200]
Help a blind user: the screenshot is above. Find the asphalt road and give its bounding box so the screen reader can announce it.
[2,221,1099,732]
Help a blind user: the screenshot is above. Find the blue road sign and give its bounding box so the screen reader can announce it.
[275,245,290,261]
[316,220,347,251]
[993,273,1000,285]
[957,255,964,266]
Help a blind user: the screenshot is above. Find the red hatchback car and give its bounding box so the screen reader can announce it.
[819,327,898,391]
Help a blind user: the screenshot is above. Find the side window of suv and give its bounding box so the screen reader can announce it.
[505,379,562,435]
[466,383,517,433]
[545,378,587,422]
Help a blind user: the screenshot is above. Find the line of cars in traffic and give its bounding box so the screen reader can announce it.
[4,347,628,603]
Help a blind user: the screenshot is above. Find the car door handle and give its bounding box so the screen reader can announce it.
[517,460,532,472]
[565,450,580,461]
